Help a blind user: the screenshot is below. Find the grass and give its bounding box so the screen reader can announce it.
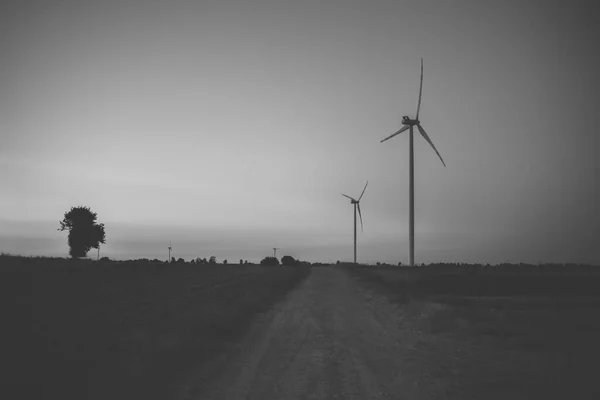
[343,263,600,399]
[0,254,311,400]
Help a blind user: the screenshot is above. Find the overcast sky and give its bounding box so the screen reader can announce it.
[1,0,598,264]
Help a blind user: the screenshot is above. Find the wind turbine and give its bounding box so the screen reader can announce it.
[342,181,368,264]
[380,58,446,267]
[273,248,280,258]
[168,241,172,262]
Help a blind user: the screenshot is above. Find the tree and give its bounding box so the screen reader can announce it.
[177,257,185,264]
[240,259,243,265]
[209,256,216,264]
[260,256,279,266]
[223,259,228,264]
[59,206,106,259]
[281,255,296,266]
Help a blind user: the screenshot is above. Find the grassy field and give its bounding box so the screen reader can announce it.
[0,255,311,400]
[343,263,600,399]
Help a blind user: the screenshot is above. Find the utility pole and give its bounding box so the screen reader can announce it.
[97,246,100,261]
[168,241,172,263]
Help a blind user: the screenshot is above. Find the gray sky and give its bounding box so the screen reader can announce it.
[1,0,598,264]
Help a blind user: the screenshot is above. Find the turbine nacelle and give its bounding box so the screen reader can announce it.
[401,116,419,126]
[343,196,360,205]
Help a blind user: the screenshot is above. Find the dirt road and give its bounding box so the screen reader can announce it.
[179,267,446,400]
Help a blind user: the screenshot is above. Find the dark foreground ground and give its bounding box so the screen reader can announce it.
[3,257,600,399]
[344,264,600,399]
[182,265,440,399]
[178,264,600,399]
[0,256,310,400]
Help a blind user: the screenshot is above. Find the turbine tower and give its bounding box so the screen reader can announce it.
[380,58,446,267]
[273,248,280,258]
[168,241,172,262]
[342,181,368,264]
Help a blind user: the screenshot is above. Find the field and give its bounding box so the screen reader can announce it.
[344,264,600,399]
[5,255,600,399]
[0,255,311,400]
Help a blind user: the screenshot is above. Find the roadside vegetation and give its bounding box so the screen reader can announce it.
[0,254,310,400]
[342,263,600,399]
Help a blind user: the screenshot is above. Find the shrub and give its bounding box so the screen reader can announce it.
[281,255,296,266]
[260,257,280,266]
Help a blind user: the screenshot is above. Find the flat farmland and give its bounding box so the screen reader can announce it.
[0,256,311,400]
[344,264,600,399]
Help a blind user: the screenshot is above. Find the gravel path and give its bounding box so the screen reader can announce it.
[179,267,438,400]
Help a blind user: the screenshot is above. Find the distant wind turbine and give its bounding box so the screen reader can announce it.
[273,248,280,258]
[380,58,446,267]
[168,241,172,262]
[342,181,368,264]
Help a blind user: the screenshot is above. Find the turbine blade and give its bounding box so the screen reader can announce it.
[358,181,368,201]
[416,58,423,120]
[357,203,364,232]
[342,194,356,201]
[417,124,446,167]
[380,125,410,143]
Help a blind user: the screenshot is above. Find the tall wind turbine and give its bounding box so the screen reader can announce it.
[168,241,172,262]
[342,181,368,264]
[380,58,446,267]
[273,248,280,258]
